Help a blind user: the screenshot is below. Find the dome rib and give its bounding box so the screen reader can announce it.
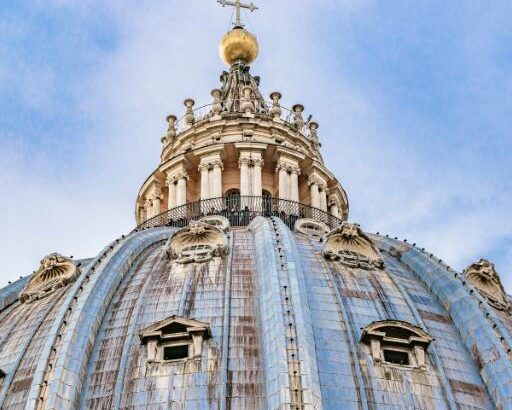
[41,228,172,410]
[377,235,511,408]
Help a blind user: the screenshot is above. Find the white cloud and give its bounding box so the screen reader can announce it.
[0,0,510,292]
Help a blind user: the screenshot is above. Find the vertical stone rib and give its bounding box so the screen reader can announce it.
[25,238,122,410]
[377,236,512,409]
[274,218,323,408]
[219,234,234,409]
[251,217,291,408]
[109,245,169,410]
[42,228,173,410]
[0,295,62,408]
[379,260,458,410]
[324,264,370,410]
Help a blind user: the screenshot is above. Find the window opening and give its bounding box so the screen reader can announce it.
[163,345,189,361]
[383,349,410,366]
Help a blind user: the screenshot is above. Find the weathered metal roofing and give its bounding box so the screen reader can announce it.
[0,217,510,409]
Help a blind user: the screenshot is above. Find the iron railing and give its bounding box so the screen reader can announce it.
[135,196,342,232]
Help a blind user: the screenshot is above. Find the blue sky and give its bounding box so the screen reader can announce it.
[0,1,511,289]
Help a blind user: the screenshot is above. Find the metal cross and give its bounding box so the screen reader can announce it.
[218,0,258,28]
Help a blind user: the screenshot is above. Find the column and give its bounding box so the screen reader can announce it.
[290,168,300,202]
[329,196,340,218]
[139,207,147,223]
[199,164,210,200]
[290,167,300,215]
[176,176,187,206]
[252,158,263,197]
[319,187,328,212]
[309,180,320,209]
[278,165,289,199]
[167,177,177,209]
[212,161,223,198]
[239,158,250,197]
[144,198,153,219]
[152,194,161,216]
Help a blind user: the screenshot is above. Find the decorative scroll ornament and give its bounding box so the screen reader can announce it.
[294,218,330,240]
[165,221,229,264]
[464,259,510,311]
[19,253,79,303]
[323,222,384,270]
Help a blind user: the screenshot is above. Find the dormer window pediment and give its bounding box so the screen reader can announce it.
[139,316,211,363]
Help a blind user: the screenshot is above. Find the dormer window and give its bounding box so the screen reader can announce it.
[361,320,432,369]
[139,316,211,363]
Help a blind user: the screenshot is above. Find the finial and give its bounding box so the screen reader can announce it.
[184,99,195,127]
[269,92,282,119]
[241,85,255,114]
[218,0,258,29]
[292,104,305,130]
[211,89,222,115]
[218,0,259,66]
[162,114,177,144]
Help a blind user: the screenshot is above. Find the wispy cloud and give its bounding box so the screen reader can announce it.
[0,0,510,290]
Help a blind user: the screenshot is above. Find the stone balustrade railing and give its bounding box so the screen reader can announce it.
[167,100,315,138]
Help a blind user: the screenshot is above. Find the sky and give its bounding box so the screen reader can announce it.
[0,0,511,289]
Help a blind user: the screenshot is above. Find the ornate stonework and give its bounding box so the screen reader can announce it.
[165,221,229,264]
[464,259,510,311]
[294,218,330,239]
[198,215,231,233]
[19,253,79,303]
[323,222,384,269]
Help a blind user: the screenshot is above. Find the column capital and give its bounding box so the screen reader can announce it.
[276,162,300,175]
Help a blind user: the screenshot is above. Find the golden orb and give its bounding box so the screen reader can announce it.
[219,27,259,66]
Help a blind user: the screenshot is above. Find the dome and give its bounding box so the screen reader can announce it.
[219,27,259,66]
[1,5,512,410]
[0,221,511,409]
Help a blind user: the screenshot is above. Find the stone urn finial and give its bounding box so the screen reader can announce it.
[241,85,255,114]
[309,121,321,148]
[211,89,222,115]
[184,98,195,126]
[161,114,177,144]
[292,104,305,130]
[269,91,282,119]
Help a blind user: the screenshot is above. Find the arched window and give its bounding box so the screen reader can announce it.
[225,189,241,210]
[262,190,272,216]
[361,320,432,369]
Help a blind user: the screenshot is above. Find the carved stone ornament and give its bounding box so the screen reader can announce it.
[139,315,211,362]
[165,221,229,264]
[323,222,384,270]
[294,218,330,239]
[19,253,79,303]
[198,215,231,233]
[464,259,510,311]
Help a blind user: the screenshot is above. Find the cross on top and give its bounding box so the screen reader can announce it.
[218,0,258,28]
